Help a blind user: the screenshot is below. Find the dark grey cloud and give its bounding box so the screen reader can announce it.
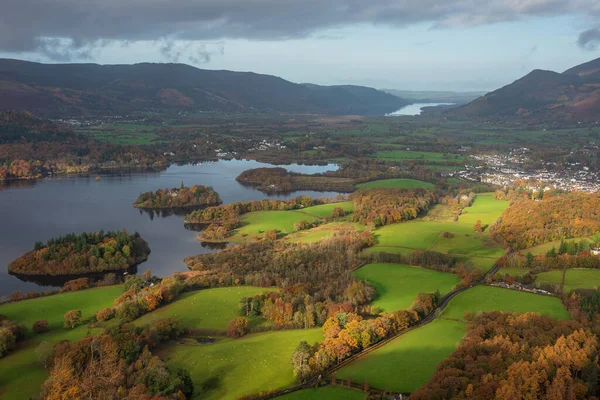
[578,28,600,50]
[1,0,598,61]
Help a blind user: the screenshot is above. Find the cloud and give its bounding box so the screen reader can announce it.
[158,38,224,65]
[1,0,599,61]
[578,28,600,50]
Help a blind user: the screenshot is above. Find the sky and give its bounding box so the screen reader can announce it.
[1,0,600,91]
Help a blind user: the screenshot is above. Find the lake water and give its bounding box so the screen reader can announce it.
[0,159,340,297]
[386,102,455,116]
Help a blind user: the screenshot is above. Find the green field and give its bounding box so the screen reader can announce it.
[441,285,569,320]
[335,319,466,393]
[535,269,600,291]
[520,237,595,256]
[295,202,354,218]
[457,193,508,226]
[355,179,434,190]
[460,256,498,272]
[233,211,318,241]
[134,286,274,330]
[0,285,123,333]
[164,329,323,400]
[286,222,364,244]
[0,286,123,400]
[353,263,460,312]
[498,267,530,277]
[277,387,366,400]
[373,150,465,162]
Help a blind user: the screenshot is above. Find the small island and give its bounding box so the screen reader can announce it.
[236,167,355,193]
[133,185,222,209]
[8,231,151,276]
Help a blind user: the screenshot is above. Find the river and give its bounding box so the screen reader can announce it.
[0,159,340,297]
[385,102,455,116]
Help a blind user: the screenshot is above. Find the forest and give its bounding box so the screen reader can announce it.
[236,167,356,193]
[493,191,600,249]
[134,185,222,209]
[7,231,150,276]
[412,311,599,399]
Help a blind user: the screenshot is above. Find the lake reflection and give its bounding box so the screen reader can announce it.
[0,159,340,297]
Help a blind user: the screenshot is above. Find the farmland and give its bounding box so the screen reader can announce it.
[535,269,600,291]
[353,263,459,312]
[355,178,434,190]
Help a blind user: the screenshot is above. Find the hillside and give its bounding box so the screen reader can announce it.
[0,59,408,117]
[451,57,600,121]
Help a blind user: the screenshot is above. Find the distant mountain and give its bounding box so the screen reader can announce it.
[381,89,485,105]
[0,59,409,117]
[451,57,600,121]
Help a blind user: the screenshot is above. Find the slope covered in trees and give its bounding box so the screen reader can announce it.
[493,192,600,249]
[412,311,599,399]
[8,231,150,276]
[134,185,221,209]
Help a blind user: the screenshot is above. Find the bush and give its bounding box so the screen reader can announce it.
[36,341,54,368]
[150,318,183,341]
[96,308,115,322]
[227,317,249,338]
[0,328,16,357]
[264,230,278,241]
[116,301,144,322]
[331,206,346,218]
[294,220,310,231]
[32,319,50,333]
[63,310,83,329]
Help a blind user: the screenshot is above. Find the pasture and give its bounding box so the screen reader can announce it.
[277,387,366,400]
[353,263,459,312]
[355,179,434,190]
[0,285,123,333]
[294,201,354,218]
[163,329,323,400]
[286,222,364,244]
[535,269,600,291]
[134,286,274,330]
[335,319,466,393]
[233,211,318,241]
[457,193,508,226]
[441,285,569,320]
[373,150,465,162]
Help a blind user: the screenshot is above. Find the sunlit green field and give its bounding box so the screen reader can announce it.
[335,319,466,393]
[164,329,323,400]
[134,286,274,330]
[457,193,508,226]
[535,269,600,291]
[353,263,459,312]
[232,211,318,241]
[355,179,434,190]
[373,150,465,162]
[440,285,569,320]
[276,386,366,400]
[286,222,364,244]
[294,201,354,218]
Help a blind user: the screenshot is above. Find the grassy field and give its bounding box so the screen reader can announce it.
[0,286,123,399]
[233,211,318,241]
[277,387,366,400]
[134,286,274,330]
[535,269,600,291]
[355,179,434,190]
[294,201,354,218]
[459,256,498,272]
[457,193,508,226]
[373,150,465,162]
[498,267,531,277]
[0,285,123,333]
[520,237,595,256]
[286,222,364,244]
[163,329,323,400]
[353,264,460,312]
[441,285,569,320]
[335,319,466,393]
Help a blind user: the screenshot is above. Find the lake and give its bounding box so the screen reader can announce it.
[386,102,455,116]
[0,159,341,297]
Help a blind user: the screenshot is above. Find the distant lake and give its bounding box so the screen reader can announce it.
[0,160,340,297]
[386,103,455,116]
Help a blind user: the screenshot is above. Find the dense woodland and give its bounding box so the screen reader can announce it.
[236,167,356,193]
[41,321,193,399]
[349,188,436,227]
[412,311,600,399]
[8,231,150,276]
[134,185,221,209]
[493,192,600,249]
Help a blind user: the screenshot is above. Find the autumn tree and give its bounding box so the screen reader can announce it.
[96,308,115,322]
[294,220,310,231]
[63,310,82,329]
[331,207,346,218]
[32,319,49,333]
[227,317,249,338]
[473,219,482,233]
